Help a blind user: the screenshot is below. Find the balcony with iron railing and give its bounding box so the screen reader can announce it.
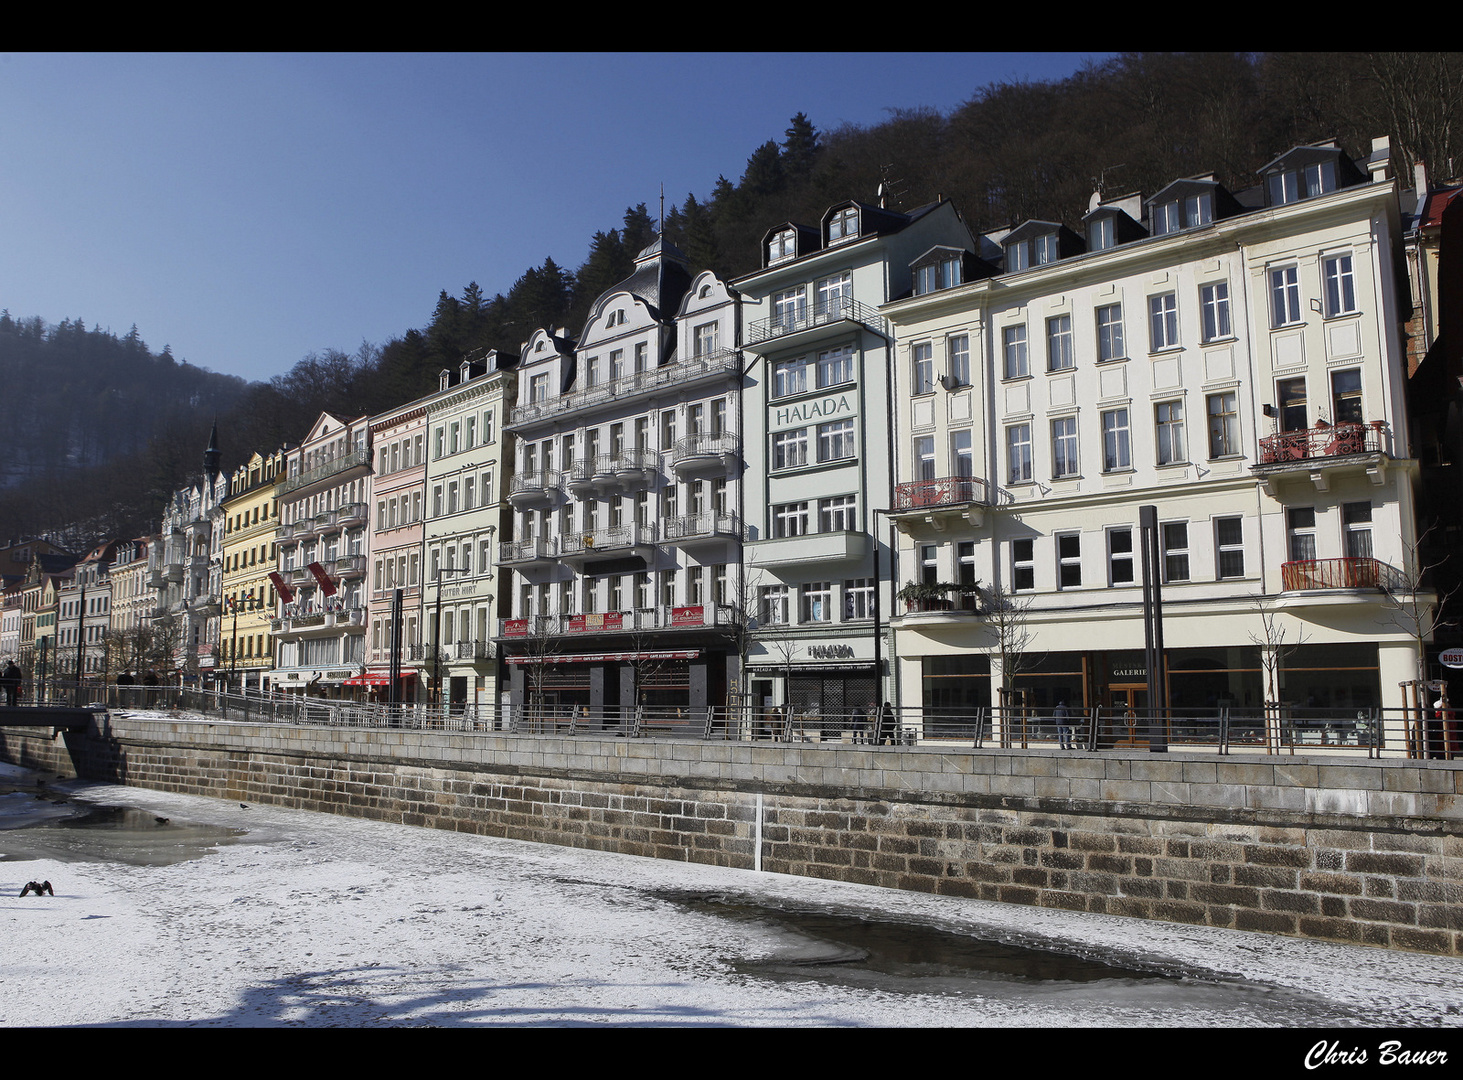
[1280,557,1409,593]
[498,603,732,639]
[663,511,749,547]
[558,524,658,566]
[329,554,367,579]
[746,296,887,348]
[498,536,558,566]
[275,448,372,497]
[507,349,741,428]
[508,470,562,510]
[891,475,993,533]
[671,433,741,479]
[336,502,369,527]
[1258,420,1384,463]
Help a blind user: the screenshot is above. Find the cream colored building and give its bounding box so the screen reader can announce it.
[883,137,1425,749]
[222,449,287,692]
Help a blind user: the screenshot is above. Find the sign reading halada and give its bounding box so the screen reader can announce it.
[770,392,857,432]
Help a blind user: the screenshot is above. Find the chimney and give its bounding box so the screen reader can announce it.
[1369,135,1393,182]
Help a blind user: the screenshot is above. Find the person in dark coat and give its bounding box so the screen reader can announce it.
[1,661,21,706]
[877,701,897,745]
[1055,700,1073,749]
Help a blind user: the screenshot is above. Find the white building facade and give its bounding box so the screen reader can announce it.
[734,199,975,719]
[882,138,1425,748]
[268,413,372,697]
[421,352,516,710]
[499,238,746,722]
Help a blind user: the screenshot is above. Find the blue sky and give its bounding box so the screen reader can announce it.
[0,53,1108,384]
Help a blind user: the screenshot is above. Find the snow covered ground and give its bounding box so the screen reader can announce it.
[1,761,1461,1028]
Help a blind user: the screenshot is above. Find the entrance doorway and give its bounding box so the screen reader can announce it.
[1105,684,1148,747]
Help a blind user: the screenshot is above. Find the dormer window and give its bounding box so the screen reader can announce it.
[914,254,964,295]
[1266,160,1336,206]
[768,228,797,264]
[828,207,859,244]
[1151,193,1212,236]
[1089,216,1115,251]
[1003,225,1066,272]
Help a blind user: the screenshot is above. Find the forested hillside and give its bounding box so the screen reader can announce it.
[3,52,1459,551]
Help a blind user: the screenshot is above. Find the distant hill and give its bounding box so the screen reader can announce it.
[0,312,246,491]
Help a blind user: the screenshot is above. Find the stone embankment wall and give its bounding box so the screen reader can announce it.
[2,712,1460,955]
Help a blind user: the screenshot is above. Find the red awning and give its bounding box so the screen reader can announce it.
[506,650,700,665]
[342,672,415,686]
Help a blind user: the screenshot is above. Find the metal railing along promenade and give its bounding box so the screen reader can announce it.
[16,685,1458,760]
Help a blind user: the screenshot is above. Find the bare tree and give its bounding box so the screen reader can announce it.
[1376,522,1458,688]
[982,585,1040,701]
[1249,593,1311,705]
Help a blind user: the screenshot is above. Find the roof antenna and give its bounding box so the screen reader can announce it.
[877,164,906,209]
[659,183,665,235]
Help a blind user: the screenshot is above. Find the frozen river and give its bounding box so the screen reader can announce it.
[1,761,1461,1029]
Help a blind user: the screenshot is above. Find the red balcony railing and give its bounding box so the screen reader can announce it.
[894,475,990,510]
[1281,558,1405,591]
[1258,421,1383,464]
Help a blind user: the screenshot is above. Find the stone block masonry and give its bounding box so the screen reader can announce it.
[3,714,1460,955]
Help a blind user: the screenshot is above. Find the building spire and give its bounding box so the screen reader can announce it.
[203,419,221,485]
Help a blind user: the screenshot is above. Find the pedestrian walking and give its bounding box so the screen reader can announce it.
[1055,700,1073,749]
[1,661,22,707]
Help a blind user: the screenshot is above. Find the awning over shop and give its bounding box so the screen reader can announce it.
[342,671,416,686]
[507,650,700,665]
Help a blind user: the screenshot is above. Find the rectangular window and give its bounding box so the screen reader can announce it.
[1156,401,1186,465]
[1278,377,1308,432]
[1149,293,1178,350]
[1046,315,1074,371]
[1287,507,1317,562]
[1162,522,1190,582]
[1007,424,1033,483]
[1270,265,1302,327]
[1343,502,1373,559]
[1108,527,1134,585]
[772,502,810,538]
[1057,533,1081,588]
[772,357,810,398]
[1206,392,1239,457]
[816,272,851,317]
[919,544,938,586]
[844,578,874,620]
[912,342,934,394]
[693,323,717,357]
[957,542,977,588]
[1003,325,1028,379]
[772,429,808,470]
[1151,201,1180,236]
[948,334,970,386]
[760,585,789,624]
[1200,282,1231,342]
[817,420,854,462]
[1216,517,1245,579]
[1101,408,1131,472]
[773,286,807,331]
[914,436,936,482]
[951,429,974,478]
[1096,304,1125,361]
[1051,416,1079,478]
[1331,368,1364,424]
[802,582,833,622]
[819,495,857,532]
[817,346,853,388]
